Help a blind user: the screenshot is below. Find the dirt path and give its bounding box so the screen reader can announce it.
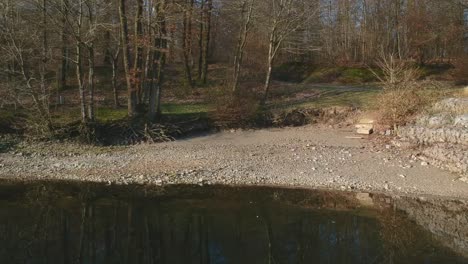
[1,126,467,199]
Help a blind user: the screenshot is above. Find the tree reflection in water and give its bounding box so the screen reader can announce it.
[0,182,466,264]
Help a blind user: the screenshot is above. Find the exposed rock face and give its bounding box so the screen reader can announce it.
[397,98,468,175]
[455,114,468,128]
[355,118,375,135]
[395,197,468,258]
[433,98,468,114]
[421,144,468,174]
[399,127,468,146]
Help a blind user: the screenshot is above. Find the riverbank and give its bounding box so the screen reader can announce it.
[1,125,467,199]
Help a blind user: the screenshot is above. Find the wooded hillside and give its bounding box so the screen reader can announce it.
[0,0,467,138]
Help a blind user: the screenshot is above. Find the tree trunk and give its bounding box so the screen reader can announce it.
[142,3,154,104]
[111,53,120,108]
[148,57,158,122]
[182,0,194,88]
[87,45,95,121]
[149,0,167,122]
[263,59,273,104]
[201,0,212,84]
[40,0,51,128]
[59,0,68,91]
[76,1,87,123]
[263,30,275,104]
[119,0,137,117]
[76,43,87,122]
[134,0,144,104]
[197,0,205,82]
[232,0,254,93]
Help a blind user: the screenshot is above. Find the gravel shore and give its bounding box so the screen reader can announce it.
[1,126,467,199]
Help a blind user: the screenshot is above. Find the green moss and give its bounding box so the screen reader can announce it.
[96,107,128,122]
[339,68,377,84]
[303,67,379,84]
[0,109,15,121]
[273,62,316,83]
[270,85,381,111]
[161,103,210,115]
[0,109,18,133]
[418,64,453,78]
[50,103,212,125]
[304,68,342,83]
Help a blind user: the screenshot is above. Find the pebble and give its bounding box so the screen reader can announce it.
[421,162,429,166]
[459,177,468,183]
[0,126,461,199]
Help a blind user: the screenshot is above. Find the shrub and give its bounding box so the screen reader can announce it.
[209,85,261,128]
[304,67,342,83]
[372,53,445,128]
[376,83,442,128]
[338,68,377,84]
[453,55,468,85]
[272,62,316,83]
[304,67,378,84]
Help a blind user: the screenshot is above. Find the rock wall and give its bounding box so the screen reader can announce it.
[395,197,468,258]
[397,98,468,175]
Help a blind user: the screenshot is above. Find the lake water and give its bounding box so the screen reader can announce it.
[0,181,467,264]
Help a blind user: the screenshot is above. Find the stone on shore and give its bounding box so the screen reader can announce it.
[356,118,375,135]
[357,128,373,135]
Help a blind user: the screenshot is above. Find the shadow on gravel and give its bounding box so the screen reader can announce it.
[0,137,18,153]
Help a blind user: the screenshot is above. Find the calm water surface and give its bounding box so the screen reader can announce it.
[0,181,467,264]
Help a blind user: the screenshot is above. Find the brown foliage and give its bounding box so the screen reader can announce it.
[376,80,445,128]
[373,54,445,128]
[209,85,261,127]
[453,55,468,85]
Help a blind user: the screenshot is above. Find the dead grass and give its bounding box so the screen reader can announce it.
[369,53,448,128]
[208,85,261,127]
[375,83,445,128]
[268,83,381,111]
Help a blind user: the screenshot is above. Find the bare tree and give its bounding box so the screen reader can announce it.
[119,0,137,117]
[200,0,212,84]
[232,0,255,93]
[134,0,144,103]
[261,0,317,103]
[182,0,194,88]
[149,0,168,122]
[0,0,53,131]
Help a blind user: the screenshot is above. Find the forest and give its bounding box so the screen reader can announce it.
[0,0,467,142]
[1,2,468,262]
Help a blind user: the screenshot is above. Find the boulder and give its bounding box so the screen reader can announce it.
[359,118,375,124]
[355,124,374,130]
[357,128,374,135]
